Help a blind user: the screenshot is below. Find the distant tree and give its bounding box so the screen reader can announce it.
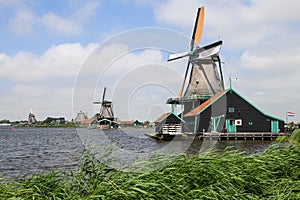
[94,113,100,120]
[0,119,10,124]
[143,121,150,126]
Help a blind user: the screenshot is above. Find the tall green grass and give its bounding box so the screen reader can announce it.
[1,144,299,199]
[277,128,300,144]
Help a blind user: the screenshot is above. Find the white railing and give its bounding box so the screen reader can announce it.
[162,124,182,135]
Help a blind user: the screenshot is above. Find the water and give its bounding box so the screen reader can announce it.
[0,127,83,178]
[0,127,274,177]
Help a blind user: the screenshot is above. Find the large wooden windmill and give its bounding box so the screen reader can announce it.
[93,87,117,128]
[153,7,225,138]
[166,7,225,116]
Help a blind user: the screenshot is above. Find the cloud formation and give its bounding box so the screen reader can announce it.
[3,0,100,36]
[0,0,299,123]
[0,43,97,120]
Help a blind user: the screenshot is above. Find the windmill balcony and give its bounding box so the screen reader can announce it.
[167,94,213,104]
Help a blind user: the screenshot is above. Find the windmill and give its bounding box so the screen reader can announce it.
[151,7,226,138]
[28,109,37,126]
[93,87,116,128]
[167,7,224,100]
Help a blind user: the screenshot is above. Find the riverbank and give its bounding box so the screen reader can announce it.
[0,133,299,199]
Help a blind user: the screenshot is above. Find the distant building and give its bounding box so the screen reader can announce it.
[119,120,143,127]
[80,118,98,128]
[74,111,88,124]
[43,117,66,125]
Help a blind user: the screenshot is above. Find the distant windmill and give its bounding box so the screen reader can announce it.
[93,87,115,121]
[28,109,37,126]
[168,7,224,98]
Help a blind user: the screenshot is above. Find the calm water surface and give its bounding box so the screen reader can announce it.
[0,127,274,177]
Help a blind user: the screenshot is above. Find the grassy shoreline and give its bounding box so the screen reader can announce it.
[1,131,300,199]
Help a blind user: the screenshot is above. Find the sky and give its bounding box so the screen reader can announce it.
[0,0,300,123]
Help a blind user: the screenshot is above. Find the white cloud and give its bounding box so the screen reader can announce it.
[40,12,81,35]
[39,1,100,35]
[0,43,97,120]
[4,0,100,36]
[73,42,185,121]
[73,0,100,24]
[13,84,46,97]
[7,9,34,35]
[153,0,199,28]
[0,40,183,121]
[0,43,97,82]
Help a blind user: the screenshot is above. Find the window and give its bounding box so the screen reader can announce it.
[228,107,235,113]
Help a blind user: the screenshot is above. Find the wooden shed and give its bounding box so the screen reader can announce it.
[154,112,185,135]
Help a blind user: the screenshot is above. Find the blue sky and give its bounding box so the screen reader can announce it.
[0,0,300,123]
[0,0,159,56]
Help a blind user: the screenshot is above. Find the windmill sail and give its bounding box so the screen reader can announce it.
[177,7,205,97]
[192,7,205,44]
[193,41,222,60]
[167,40,222,62]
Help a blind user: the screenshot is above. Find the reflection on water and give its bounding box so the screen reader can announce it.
[0,127,274,177]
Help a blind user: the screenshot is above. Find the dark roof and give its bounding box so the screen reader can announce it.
[184,90,227,117]
[155,112,185,123]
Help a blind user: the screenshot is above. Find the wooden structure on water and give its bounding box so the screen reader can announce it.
[183,88,284,134]
[201,132,284,141]
[151,7,285,140]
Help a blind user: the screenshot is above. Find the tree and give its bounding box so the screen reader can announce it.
[143,120,150,126]
[0,119,10,124]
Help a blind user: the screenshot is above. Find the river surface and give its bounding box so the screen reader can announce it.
[0,127,275,177]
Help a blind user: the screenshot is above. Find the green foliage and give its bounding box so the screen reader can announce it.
[0,119,10,124]
[143,121,150,126]
[275,135,289,142]
[0,144,300,199]
[277,129,300,144]
[291,129,300,144]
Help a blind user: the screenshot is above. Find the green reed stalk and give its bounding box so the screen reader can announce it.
[0,143,299,199]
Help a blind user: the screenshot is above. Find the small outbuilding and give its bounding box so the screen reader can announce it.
[155,112,185,135]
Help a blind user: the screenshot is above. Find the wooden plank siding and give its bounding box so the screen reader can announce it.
[225,90,284,132]
[182,89,284,134]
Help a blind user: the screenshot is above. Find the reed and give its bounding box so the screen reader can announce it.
[0,143,299,199]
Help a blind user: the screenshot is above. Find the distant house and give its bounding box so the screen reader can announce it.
[119,120,143,127]
[80,118,98,128]
[183,88,284,134]
[43,117,66,125]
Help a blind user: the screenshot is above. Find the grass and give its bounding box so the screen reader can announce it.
[277,128,300,145]
[0,143,300,199]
